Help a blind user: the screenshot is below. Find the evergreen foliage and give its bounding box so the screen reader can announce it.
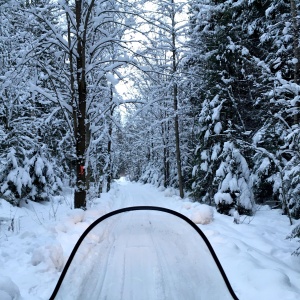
[288,224,300,256]
[0,146,62,205]
[186,0,263,214]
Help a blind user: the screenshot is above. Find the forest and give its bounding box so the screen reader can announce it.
[1,0,300,253]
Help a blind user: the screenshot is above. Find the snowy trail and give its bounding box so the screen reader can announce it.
[108,178,175,208]
[1,178,300,300]
[90,179,300,300]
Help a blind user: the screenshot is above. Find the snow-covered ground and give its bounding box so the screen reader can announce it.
[0,177,300,299]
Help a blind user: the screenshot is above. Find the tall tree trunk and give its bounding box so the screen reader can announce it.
[106,86,114,192]
[173,83,184,198]
[163,142,170,187]
[74,0,87,208]
[162,118,170,188]
[85,122,91,193]
[171,0,184,198]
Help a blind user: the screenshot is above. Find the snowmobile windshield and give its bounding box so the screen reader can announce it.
[50,206,238,300]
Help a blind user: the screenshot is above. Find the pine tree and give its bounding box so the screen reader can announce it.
[250,0,300,224]
[186,0,270,214]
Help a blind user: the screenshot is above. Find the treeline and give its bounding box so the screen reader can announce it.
[121,0,300,252]
[0,0,131,207]
[127,0,300,218]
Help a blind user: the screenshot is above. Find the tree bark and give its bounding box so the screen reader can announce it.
[74,0,87,208]
[106,86,114,192]
[162,121,170,188]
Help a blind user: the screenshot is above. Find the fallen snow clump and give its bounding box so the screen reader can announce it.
[190,204,214,224]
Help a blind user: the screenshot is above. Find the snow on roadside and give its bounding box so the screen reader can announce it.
[0,178,300,299]
[0,275,21,300]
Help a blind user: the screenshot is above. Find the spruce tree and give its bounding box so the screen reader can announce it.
[186,0,270,214]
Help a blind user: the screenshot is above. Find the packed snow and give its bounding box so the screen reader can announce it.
[0,177,300,299]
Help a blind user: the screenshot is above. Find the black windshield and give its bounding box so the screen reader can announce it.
[50,206,238,300]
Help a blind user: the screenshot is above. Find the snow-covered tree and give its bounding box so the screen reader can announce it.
[213,141,254,215]
[0,145,62,205]
[0,0,64,205]
[24,0,143,208]
[251,0,300,223]
[186,0,263,214]
[120,0,190,195]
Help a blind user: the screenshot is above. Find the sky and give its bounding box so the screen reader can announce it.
[1,178,300,299]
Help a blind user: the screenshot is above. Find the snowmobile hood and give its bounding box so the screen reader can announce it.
[50,206,239,300]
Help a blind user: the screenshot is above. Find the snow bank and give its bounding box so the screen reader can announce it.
[1,180,300,299]
[31,242,64,271]
[0,276,21,300]
[164,187,178,197]
[181,202,192,210]
[66,209,85,224]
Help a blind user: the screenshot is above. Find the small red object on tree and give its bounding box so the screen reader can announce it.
[79,165,85,175]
